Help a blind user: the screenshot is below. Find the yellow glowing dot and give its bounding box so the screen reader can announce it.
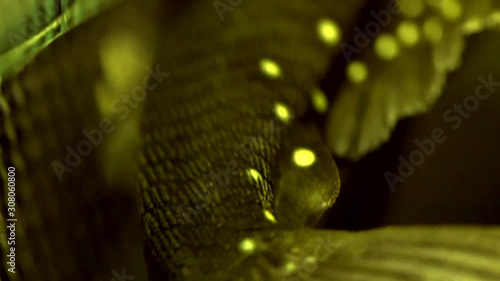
[311,88,328,114]
[396,21,420,47]
[317,18,342,46]
[374,34,400,60]
[489,12,500,26]
[304,256,316,265]
[247,168,262,181]
[462,19,484,34]
[264,210,277,223]
[274,102,291,123]
[285,262,297,273]
[239,238,256,253]
[440,0,462,21]
[259,58,281,78]
[346,61,368,84]
[293,148,316,167]
[423,17,443,43]
[399,0,424,18]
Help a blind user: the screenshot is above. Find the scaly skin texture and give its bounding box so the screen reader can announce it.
[3,1,500,281]
[138,1,362,279]
[0,0,357,279]
[0,1,157,280]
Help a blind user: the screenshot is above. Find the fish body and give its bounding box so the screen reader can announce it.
[137,1,362,278]
[1,1,500,281]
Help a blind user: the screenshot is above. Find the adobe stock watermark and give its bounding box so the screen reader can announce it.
[385,74,500,192]
[340,0,401,62]
[282,233,340,281]
[176,113,295,224]
[51,65,169,182]
[110,267,135,281]
[213,0,244,21]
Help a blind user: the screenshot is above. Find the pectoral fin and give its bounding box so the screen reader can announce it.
[180,226,500,281]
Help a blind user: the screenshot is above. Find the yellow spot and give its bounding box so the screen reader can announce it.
[490,12,500,25]
[317,18,342,46]
[346,61,368,84]
[99,32,150,93]
[399,0,424,18]
[247,168,262,181]
[239,238,256,253]
[374,33,400,60]
[293,148,316,167]
[98,32,151,116]
[285,262,297,273]
[304,256,316,264]
[264,210,277,223]
[396,21,420,47]
[274,102,292,123]
[462,19,484,34]
[311,88,328,114]
[440,0,462,21]
[321,201,330,209]
[259,58,281,78]
[423,17,443,43]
